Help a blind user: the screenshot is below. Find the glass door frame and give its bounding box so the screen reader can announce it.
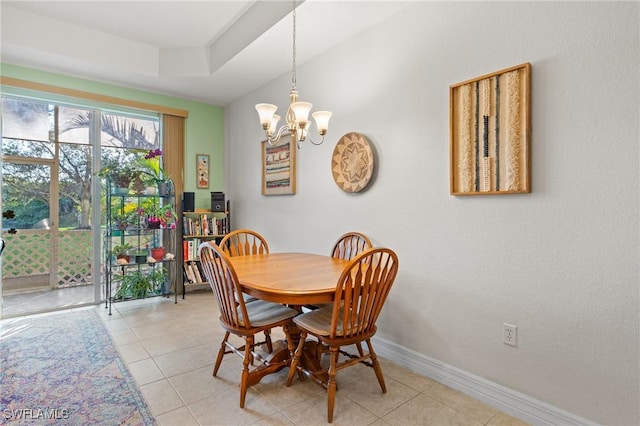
[0,156,58,316]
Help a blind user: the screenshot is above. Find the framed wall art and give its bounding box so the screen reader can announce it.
[261,137,296,196]
[450,63,531,195]
[196,154,209,189]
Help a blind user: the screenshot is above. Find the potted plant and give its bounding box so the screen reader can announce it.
[147,266,168,295]
[135,148,172,195]
[130,173,147,195]
[111,243,133,263]
[113,269,152,299]
[130,250,148,264]
[97,159,138,194]
[111,207,137,230]
[136,198,177,229]
[113,167,137,192]
[150,246,166,261]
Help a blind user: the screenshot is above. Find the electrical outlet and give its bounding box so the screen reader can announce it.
[503,323,517,347]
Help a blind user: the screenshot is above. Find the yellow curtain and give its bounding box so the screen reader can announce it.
[162,114,185,198]
[162,114,186,294]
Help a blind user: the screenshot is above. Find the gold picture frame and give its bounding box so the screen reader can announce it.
[196,154,209,189]
[262,137,296,195]
[450,63,531,195]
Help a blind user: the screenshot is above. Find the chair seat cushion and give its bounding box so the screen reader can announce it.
[294,305,367,336]
[242,299,298,327]
[243,293,258,303]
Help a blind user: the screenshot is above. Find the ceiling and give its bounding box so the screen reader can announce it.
[1,1,410,106]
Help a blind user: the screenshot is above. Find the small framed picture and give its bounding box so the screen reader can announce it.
[196,154,209,189]
[262,137,296,195]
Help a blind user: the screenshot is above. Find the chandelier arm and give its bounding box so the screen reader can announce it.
[307,134,326,146]
[266,125,291,146]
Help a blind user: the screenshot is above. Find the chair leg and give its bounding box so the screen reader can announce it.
[327,346,339,423]
[240,334,254,408]
[213,331,230,376]
[355,342,364,357]
[286,331,307,386]
[283,323,295,357]
[264,328,273,353]
[366,339,386,393]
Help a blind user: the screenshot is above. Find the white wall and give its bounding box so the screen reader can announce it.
[224,2,639,424]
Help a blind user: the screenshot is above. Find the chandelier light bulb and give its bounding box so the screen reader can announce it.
[269,115,281,134]
[312,111,332,135]
[255,104,278,128]
[290,101,312,126]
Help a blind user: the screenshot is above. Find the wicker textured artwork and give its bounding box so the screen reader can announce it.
[450,63,531,195]
[331,132,374,193]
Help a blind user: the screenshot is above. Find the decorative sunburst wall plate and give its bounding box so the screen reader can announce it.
[331,132,374,193]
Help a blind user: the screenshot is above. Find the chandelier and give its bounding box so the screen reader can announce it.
[255,0,332,149]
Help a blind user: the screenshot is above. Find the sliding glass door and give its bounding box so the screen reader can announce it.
[0,95,162,318]
[1,160,57,314]
[1,99,96,317]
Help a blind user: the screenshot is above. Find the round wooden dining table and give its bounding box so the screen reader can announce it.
[228,252,349,383]
[228,252,348,307]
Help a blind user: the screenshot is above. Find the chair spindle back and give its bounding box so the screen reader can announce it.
[219,229,269,257]
[330,247,398,339]
[331,232,373,261]
[198,242,251,331]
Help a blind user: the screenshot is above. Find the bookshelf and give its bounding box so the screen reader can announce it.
[181,203,230,296]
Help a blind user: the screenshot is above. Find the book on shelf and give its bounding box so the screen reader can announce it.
[183,260,207,284]
[187,240,195,261]
[184,262,196,283]
[183,212,227,237]
[192,261,203,283]
[183,241,189,261]
[202,214,209,235]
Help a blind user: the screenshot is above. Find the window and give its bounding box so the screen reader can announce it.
[1,96,161,229]
[1,94,161,315]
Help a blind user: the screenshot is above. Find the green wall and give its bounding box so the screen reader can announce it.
[0,63,223,209]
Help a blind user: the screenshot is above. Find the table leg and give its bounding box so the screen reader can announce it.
[244,321,330,387]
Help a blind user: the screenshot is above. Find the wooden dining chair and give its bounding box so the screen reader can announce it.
[304,232,374,313]
[218,229,273,350]
[330,231,372,261]
[198,242,299,408]
[286,247,399,423]
[219,229,270,257]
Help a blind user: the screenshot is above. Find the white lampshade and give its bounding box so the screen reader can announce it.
[312,111,332,134]
[290,102,312,125]
[255,103,278,126]
[269,114,281,133]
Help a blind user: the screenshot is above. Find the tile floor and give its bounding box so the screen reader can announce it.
[2,284,98,318]
[97,290,529,426]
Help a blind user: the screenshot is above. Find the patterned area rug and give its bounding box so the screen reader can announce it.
[0,308,155,425]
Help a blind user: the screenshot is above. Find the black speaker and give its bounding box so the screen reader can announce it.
[211,192,225,212]
[182,192,195,212]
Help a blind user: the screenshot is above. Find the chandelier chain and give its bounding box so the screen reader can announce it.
[291,0,297,90]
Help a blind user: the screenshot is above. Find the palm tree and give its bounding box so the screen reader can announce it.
[60,111,160,228]
[1,101,160,229]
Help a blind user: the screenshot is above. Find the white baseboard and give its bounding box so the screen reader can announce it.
[372,336,598,426]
